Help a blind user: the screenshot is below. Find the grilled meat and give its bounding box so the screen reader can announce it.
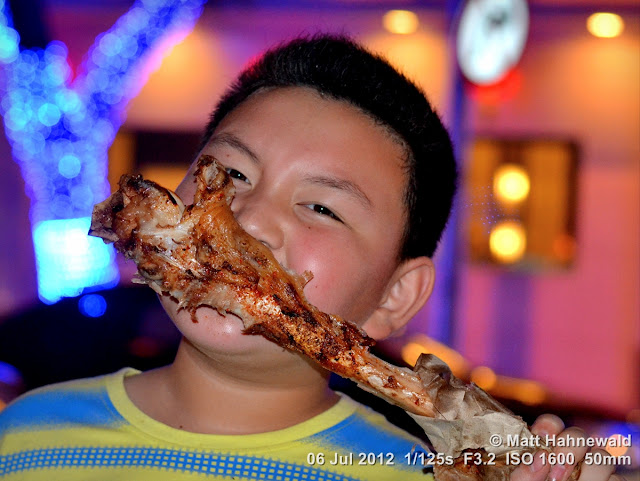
[90,155,436,417]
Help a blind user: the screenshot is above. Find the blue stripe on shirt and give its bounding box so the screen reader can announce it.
[0,385,123,433]
[0,446,360,480]
[307,412,428,459]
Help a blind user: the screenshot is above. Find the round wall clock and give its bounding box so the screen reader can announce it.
[456,0,529,85]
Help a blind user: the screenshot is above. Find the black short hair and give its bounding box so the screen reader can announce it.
[201,34,457,259]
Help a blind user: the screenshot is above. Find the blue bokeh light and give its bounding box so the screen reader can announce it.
[0,0,205,303]
[0,360,22,385]
[78,293,108,318]
[58,154,81,178]
[32,217,119,303]
[0,24,19,63]
[37,103,61,126]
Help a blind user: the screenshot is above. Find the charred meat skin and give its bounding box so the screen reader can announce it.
[90,155,437,418]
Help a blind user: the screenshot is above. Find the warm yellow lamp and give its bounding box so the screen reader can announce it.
[383,10,419,35]
[587,12,624,38]
[493,164,530,204]
[401,335,469,378]
[489,220,527,263]
[470,366,497,390]
[605,435,629,457]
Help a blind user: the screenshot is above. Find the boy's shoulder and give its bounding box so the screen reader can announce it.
[0,368,130,433]
[324,394,422,442]
[292,395,433,480]
[307,394,429,459]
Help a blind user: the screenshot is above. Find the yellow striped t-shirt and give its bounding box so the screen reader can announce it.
[0,368,433,480]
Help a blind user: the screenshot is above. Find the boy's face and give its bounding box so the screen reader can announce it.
[162,87,409,364]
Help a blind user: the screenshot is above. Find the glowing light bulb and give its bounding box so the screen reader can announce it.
[471,366,497,390]
[401,335,470,377]
[401,342,425,366]
[514,381,547,405]
[493,164,530,204]
[587,13,624,38]
[383,10,419,35]
[605,435,629,457]
[489,221,527,263]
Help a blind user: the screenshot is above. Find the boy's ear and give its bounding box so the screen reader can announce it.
[362,257,435,340]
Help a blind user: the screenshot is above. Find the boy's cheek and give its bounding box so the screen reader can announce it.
[296,251,384,327]
[287,241,352,302]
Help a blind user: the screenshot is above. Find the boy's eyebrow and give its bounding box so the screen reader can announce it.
[208,133,370,208]
[208,133,260,164]
[304,175,372,208]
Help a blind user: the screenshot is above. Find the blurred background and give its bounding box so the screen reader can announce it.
[0,0,638,474]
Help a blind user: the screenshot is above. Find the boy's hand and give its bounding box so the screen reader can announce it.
[510,414,624,481]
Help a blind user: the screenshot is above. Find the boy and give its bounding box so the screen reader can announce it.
[0,35,620,481]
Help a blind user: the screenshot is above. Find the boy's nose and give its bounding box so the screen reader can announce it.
[231,190,285,253]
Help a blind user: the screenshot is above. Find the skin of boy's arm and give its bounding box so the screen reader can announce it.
[510,414,624,481]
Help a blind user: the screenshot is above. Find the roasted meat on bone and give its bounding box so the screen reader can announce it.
[90,155,435,417]
[90,155,580,480]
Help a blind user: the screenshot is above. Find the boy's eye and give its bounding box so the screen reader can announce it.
[308,204,342,223]
[226,168,250,184]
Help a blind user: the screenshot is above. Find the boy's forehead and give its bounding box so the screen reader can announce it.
[208,87,407,165]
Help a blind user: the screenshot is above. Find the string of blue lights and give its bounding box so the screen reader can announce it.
[0,0,205,304]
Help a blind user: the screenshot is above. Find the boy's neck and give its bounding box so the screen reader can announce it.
[124,339,339,435]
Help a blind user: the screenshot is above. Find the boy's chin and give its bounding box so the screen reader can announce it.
[169,304,288,356]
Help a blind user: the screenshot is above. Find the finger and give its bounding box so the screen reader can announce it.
[531,414,565,437]
[577,449,616,481]
[547,427,589,481]
[510,451,551,481]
